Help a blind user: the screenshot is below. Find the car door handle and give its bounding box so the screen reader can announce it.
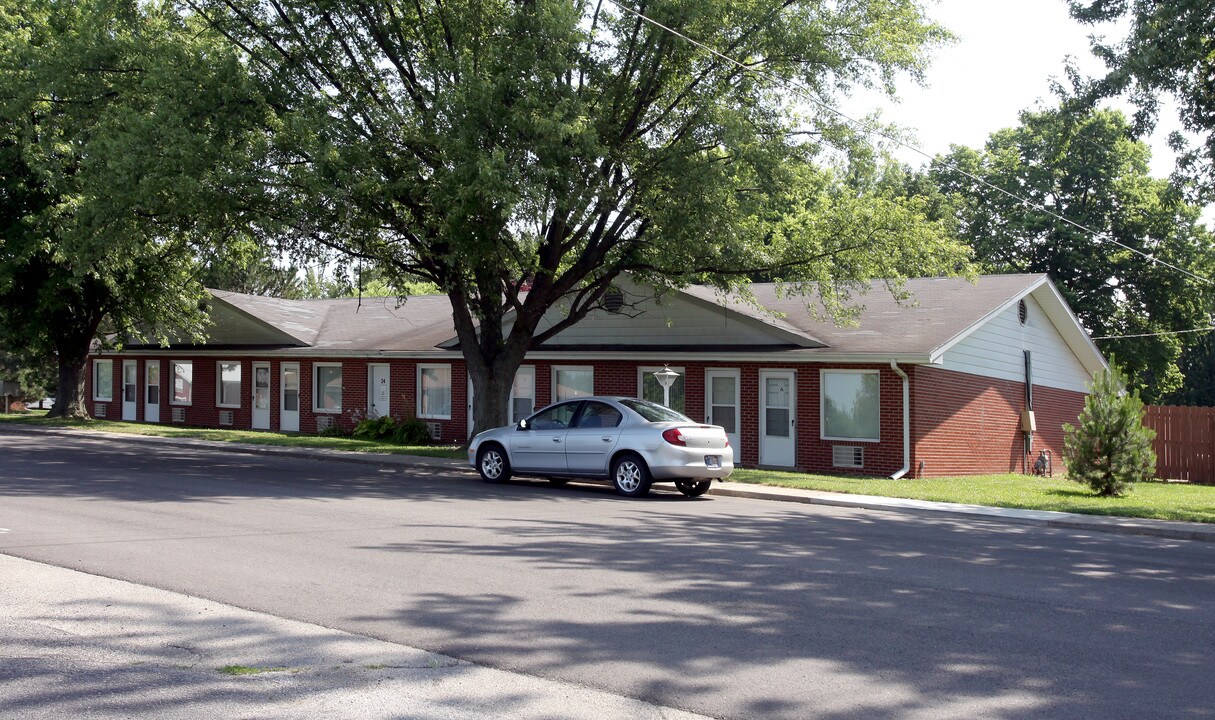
[602,437,613,442]
[551,437,562,443]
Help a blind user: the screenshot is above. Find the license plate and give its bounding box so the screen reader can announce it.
[705,455,720,468]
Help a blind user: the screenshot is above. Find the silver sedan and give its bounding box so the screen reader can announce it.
[468,396,734,497]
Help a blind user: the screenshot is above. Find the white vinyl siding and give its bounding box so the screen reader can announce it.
[417,364,452,419]
[92,360,113,401]
[939,295,1092,393]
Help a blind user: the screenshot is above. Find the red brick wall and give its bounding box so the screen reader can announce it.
[910,366,1085,476]
[84,354,1087,477]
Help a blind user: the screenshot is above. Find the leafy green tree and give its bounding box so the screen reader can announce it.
[0,345,56,406]
[1068,0,1215,197]
[188,0,971,433]
[1063,363,1157,496]
[932,107,1215,401]
[0,0,266,417]
[197,237,306,299]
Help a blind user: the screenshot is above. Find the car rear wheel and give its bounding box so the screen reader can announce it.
[675,479,712,497]
[477,444,511,484]
[611,454,652,497]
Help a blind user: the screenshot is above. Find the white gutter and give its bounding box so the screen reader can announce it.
[890,360,910,480]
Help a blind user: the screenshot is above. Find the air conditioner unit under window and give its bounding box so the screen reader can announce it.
[94,403,107,418]
[218,410,234,426]
[427,421,442,441]
[316,416,335,432]
[172,407,186,423]
[832,445,864,469]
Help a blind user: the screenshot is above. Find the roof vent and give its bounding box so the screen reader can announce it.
[1018,299,1028,325]
[604,286,625,313]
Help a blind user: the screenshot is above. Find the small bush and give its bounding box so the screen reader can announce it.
[351,415,433,445]
[1063,364,1156,497]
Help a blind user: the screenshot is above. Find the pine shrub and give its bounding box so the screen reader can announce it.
[1062,364,1156,497]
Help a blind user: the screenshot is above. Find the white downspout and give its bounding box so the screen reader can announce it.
[890,360,910,479]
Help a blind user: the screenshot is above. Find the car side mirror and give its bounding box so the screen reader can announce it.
[517,418,528,430]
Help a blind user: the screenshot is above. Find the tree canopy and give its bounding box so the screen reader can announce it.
[931,107,1215,401]
[1068,0,1215,197]
[0,0,268,416]
[187,0,972,431]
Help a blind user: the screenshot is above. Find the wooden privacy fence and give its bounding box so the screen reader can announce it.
[1143,406,1215,484]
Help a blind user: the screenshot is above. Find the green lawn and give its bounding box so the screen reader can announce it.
[4,411,1213,523]
[0,411,465,459]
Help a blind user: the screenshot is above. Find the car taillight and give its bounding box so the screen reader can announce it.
[662,428,686,446]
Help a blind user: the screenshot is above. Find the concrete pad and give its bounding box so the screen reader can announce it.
[0,554,710,720]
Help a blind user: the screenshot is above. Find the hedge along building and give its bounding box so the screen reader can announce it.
[85,274,1106,477]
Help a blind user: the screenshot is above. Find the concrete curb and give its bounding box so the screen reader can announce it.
[4,423,1214,543]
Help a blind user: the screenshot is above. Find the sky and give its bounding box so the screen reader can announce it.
[846,0,1191,185]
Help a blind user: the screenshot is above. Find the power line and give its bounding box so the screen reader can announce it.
[1092,326,1215,340]
[603,0,1214,287]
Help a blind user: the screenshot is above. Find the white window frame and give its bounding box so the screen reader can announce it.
[170,360,193,406]
[216,361,242,409]
[92,359,113,401]
[820,369,881,442]
[637,366,686,412]
[511,365,536,423]
[313,362,343,413]
[552,366,594,402]
[417,363,453,420]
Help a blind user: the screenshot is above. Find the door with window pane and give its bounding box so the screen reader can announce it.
[280,362,300,432]
[144,361,160,423]
[706,369,740,451]
[252,362,271,430]
[760,370,795,467]
[121,360,138,421]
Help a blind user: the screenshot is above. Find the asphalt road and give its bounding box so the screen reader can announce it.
[2,431,1213,720]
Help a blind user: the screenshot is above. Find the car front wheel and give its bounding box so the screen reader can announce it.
[675,479,712,497]
[611,454,652,497]
[477,444,511,484]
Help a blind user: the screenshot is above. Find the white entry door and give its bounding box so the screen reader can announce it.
[280,362,300,432]
[760,370,796,467]
[369,363,391,418]
[121,360,138,421]
[252,362,271,430]
[705,369,740,451]
[144,360,160,423]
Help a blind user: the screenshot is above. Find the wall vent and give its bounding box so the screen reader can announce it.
[93,403,107,418]
[218,410,234,426]
[427,421,442,441]
[832,445,864,469]
[316,415,335,432]
[172,407,186,423]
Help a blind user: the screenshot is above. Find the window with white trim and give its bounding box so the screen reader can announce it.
[553,366,593,402]
[93,360,113,401]
[511,366,536,423]
[314,363,343,412]
[418,364,452,419]
[171,361,193,405]
[638,366,686,413]
[821,370,880,441]
[217,361,242,408]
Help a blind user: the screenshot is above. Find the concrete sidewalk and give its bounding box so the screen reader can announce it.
[0,554,711,720]
[5,423,1214,543]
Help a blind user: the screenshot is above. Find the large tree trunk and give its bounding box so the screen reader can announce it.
[50,353,90,419]
[47,308,105,420]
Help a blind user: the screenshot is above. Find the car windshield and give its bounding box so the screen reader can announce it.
[619,398,693,423]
